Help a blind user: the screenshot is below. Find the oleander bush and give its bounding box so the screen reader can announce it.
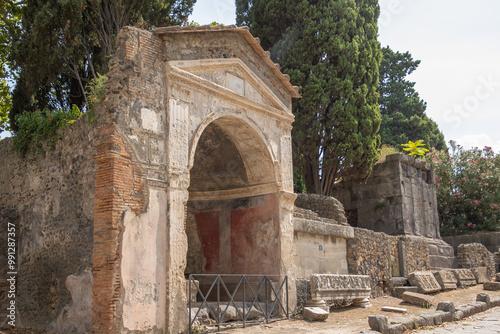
[426,141,500,235]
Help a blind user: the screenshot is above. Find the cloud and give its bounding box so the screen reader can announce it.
[456,133,500,153]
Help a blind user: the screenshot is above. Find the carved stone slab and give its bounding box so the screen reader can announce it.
[472,267,491,284]
[310,274,371,301]
[408,271,442,294]
[453,269,477,287]
[433,270,457,290]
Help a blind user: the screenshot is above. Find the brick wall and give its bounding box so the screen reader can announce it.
[91,124,145,333]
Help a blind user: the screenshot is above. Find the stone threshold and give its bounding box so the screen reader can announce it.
[365,292,500,334]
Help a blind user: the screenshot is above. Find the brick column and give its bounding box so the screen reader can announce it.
[91,124,145,333]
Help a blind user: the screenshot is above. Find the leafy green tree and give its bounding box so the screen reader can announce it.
[244,0,382,195]
[8,0,196,132]
[0,0,22,133]
[378,46,446,150]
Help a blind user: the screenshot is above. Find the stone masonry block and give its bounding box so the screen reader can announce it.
[408,271,441,294]
[402,292,434,308]
[472,267,491,284]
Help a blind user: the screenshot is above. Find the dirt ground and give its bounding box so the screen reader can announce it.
[215,285,500,334]
[1,285,499,334]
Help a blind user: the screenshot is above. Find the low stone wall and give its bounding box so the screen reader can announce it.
[457,243,495,275]
[347,228,393,297]
[443,232,500,254]
[346,229,434,297]
[0,120,96,331]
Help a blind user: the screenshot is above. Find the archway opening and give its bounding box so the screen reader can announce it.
[185,118,280,300]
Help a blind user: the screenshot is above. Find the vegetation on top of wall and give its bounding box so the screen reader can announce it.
[13,106,82,155]
[376,144,399,163]
[426,141,500,235]
[13,73,107,156]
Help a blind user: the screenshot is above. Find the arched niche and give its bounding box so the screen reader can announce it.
[185,117,280,279]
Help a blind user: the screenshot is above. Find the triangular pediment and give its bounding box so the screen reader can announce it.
[168,59,291,112]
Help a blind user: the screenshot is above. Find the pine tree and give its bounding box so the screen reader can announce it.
[245,0,382,195]
[378,46,446,150]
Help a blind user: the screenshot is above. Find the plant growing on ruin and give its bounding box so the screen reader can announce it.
[426,141,500,235]
[8,0,196,132]
[13,105,82,155]
[401,140,429,158]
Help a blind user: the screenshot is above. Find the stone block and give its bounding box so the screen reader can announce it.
[303,307,329,321]
[368,315,389,333]
[436,301,455,314]
[390,317,414,330]
[310,274,371,301]
[496,273,500,281]
[433,269,457,290]
[390,277,408,288]
[454,310,464,320]
[477,292,491,307]
[484,281,500,291]
[305,299,329,313]
[453,269,477,286]
[472,267,491,283]
[419,313,436,326]
[393,286,418,298]
[491,297,500,307]
[387,323,405,334]
[408,271,441,294]
[402,291,434,308]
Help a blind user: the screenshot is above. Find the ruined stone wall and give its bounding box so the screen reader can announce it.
[0,120,96,331]
[457,243,495,275]
[346,229,435,297]
[401,236,431,274]
[346,228,393,297]
[443,232,500,254]
[332,154,439,238]
[294,193,348,224]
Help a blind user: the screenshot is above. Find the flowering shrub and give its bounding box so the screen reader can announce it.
[426,141,500,235]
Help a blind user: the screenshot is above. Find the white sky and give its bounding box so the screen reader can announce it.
[190,0,500,152]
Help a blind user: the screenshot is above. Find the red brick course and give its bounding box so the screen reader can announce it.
[91,123,145,333]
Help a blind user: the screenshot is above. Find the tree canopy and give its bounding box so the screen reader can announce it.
[7,0,196,132]
[241,0,382,195]
[378,46,446,150]
[0,0,22,132]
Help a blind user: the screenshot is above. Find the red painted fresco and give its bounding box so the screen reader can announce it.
[194,211,220,273]
[230,195,280,275]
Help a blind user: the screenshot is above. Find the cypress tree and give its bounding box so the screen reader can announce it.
[244,0,382,195]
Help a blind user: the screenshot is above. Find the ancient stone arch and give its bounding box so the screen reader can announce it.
[90,25,299,333]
